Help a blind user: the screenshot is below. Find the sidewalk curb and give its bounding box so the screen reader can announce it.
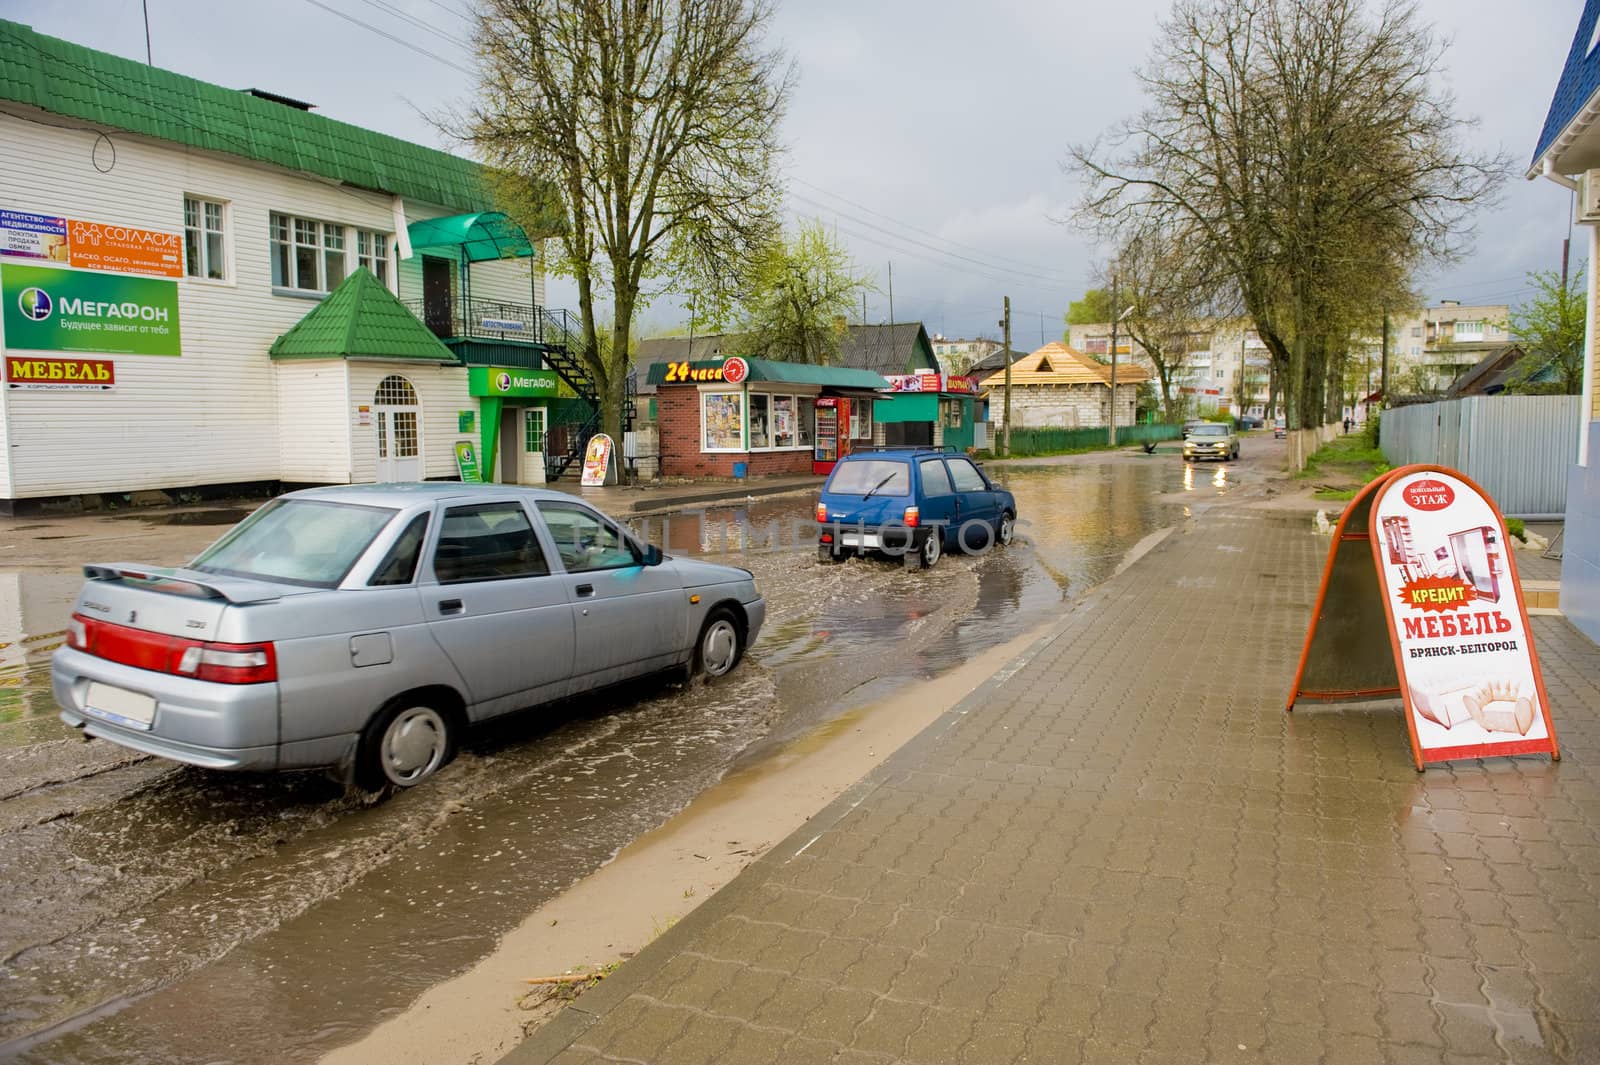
[548,478,816,517]
[498,514,1195,1065]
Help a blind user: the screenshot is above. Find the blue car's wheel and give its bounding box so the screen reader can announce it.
[998,511,1016,546]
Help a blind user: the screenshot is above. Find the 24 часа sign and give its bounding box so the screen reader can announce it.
[2,263,181,357]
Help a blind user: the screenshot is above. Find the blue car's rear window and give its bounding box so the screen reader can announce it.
[826,459,911,497]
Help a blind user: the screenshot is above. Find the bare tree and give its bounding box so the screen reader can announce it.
[1069,0,1506,431]
[464,0,792,439]
[1103,225,1226,422]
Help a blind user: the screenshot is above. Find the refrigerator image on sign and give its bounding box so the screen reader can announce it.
[1448,525,1502,603]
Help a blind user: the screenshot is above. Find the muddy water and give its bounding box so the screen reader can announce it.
[0,457,1237,1064]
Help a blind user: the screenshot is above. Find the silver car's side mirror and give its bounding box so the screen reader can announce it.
[643,544,664,566]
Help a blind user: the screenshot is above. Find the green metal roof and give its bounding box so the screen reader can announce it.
[0,19,490,211]
[408,211,535,261]
[270,268,456,362]
[645,357,890,389]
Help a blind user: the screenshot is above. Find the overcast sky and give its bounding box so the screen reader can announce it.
[8,0,1585,344]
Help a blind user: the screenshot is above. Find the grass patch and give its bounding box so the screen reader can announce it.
[1506,517,1526,542]
[1295,432,1391,487]
[1313,486,1358,501]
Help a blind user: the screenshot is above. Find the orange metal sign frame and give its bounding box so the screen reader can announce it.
[1286,464,1558,770]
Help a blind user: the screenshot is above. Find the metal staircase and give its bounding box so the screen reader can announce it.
[534,310,636,481]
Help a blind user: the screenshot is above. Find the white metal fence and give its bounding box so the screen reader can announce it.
[1379,395,1582,517]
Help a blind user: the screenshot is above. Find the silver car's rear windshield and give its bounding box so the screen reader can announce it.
[826,460,911,497]
[191,499,398,588]
[1190,424,1229,437]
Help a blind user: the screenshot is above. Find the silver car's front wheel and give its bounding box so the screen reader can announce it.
[360,700,455,789]
[695,609,744,678]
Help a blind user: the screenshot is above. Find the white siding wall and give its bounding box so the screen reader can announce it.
[275,360,352,482]
[0,108,542,500]
[347,361,470,483]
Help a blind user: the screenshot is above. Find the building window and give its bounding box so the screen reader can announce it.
[1454,320,1484,341]
[772,395,796,448]
[357,230,390,284]
[183,197,226,280]
[271,212,350,293]
[748,393,771,448]
[1411,326,1421,338]
[1410,345,1421,356]
[1083,337,1109,355]
[851,399,874,440]
[798,397,815,446]
[940,398,962,429]
[702,392,744,451]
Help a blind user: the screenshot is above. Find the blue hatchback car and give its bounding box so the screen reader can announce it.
[816,448,1018,569]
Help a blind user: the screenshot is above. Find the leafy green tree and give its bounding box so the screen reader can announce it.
[739,221,875,364]
[1065,288,1113,328]
[1505,267,1585,394]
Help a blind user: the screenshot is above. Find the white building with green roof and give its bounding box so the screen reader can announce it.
[0,19,595,509]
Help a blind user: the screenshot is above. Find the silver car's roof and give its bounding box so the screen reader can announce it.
[280,483,606,509]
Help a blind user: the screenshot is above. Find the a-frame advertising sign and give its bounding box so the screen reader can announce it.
[1287,464,1559,770]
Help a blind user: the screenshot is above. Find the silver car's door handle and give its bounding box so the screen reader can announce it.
[438,598,464,615]
[575,584,595,598]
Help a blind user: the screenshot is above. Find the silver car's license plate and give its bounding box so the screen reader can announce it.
[84,681,157,730]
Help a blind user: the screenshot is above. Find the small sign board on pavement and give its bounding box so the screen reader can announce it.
[454,441,483,484]
[1287,464,1558,770]
[581,433,616,487]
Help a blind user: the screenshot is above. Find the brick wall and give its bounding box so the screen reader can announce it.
[988,384,1139,429]
[657,385,815,478]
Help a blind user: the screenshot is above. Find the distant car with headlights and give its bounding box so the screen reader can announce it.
[1273,417,1287,438]
[52,485,765,789]
[1183,422,1239,462]
[816,447,1017,570]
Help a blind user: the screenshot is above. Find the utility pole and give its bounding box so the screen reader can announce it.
[887,261,894,330]
[1001,296,1012,457]
[1108,272,1120,447]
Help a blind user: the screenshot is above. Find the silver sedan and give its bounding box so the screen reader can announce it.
[52,484,765,788]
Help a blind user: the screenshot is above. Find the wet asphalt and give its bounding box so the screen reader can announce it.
[0,449,1257,1064]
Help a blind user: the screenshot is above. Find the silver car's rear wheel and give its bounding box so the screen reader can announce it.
[360,700,455,789]
[695,609,744,678]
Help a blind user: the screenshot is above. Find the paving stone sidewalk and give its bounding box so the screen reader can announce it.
[507,504,1600,1065]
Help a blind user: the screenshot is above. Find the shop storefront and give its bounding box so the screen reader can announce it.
[874,373,981,451]
[466,364,561,484]
[647,356,890,478]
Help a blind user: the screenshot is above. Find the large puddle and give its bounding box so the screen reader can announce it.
[0,457,1235,1064]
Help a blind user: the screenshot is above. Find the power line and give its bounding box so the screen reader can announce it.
[299,0,476,76]
[792,176,1079,279]
[796,209,1073,297]
[353,0,473,52]
[789,191,1082,289]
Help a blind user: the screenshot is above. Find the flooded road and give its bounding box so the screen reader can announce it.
[0,453,1248,1064]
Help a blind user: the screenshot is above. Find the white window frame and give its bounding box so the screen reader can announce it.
[700,389,746,452]
[851,399,874,440]
[737,390,819,452]
[183,195,229,283]
[356,228,393,289]
[271,212,354,296]
[1454,319,1484,341]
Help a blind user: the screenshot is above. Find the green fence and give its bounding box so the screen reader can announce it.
[994,423,1182,456]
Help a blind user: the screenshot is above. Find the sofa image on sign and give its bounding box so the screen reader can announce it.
[1407,670,1537,736]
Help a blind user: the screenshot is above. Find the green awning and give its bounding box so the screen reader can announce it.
[407,211,536,262]
[269,268,456,362]
[645,356,889,389]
